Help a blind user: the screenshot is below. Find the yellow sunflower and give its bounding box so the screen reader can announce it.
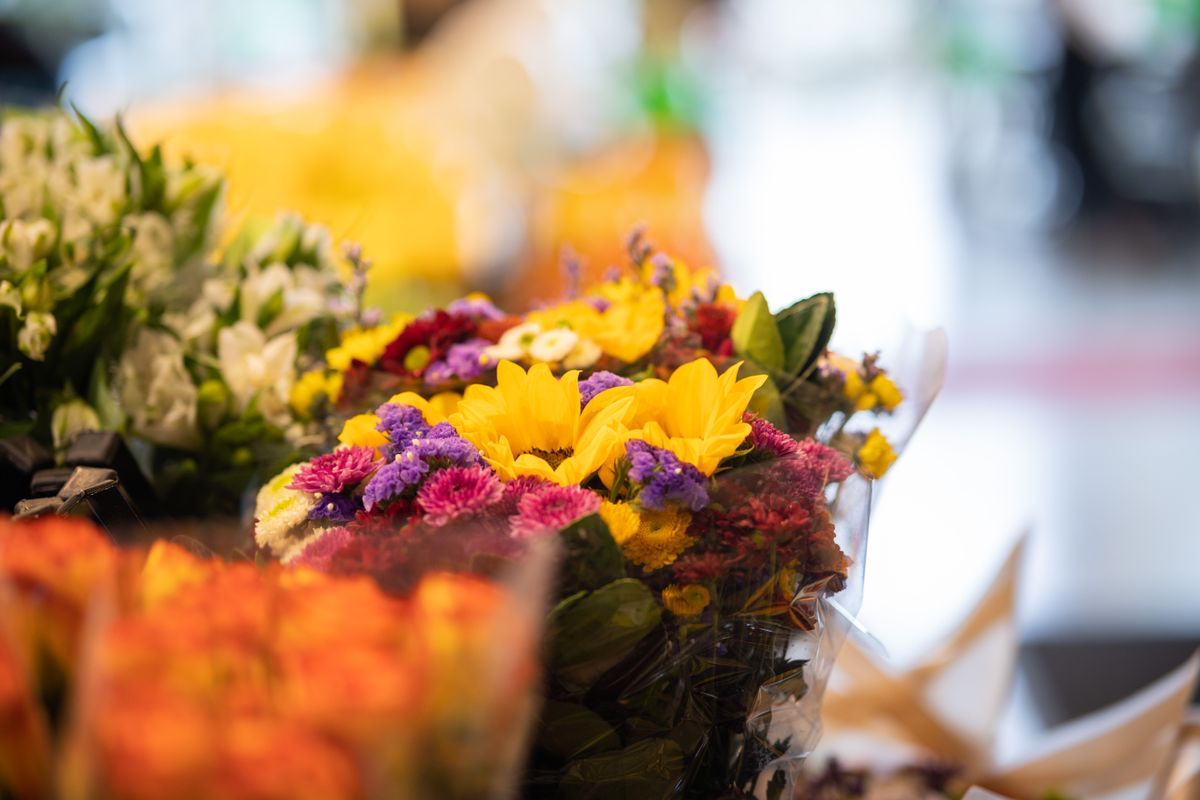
[627,358,766,475]
[448,361,634,485]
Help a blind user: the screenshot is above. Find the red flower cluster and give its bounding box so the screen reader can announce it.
[689,303,737,356]
[379,310,478,376]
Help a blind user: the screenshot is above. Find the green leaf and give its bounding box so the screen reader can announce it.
[559,738,684,800]
[737,360,786,427]
[548,579,662,694]
[0,362,20,390]
[730,291,784,371]
[537,701,621,761]
[70,104,109,154]
[558,513,625,594]
[775,292,836,379]
[255,287,285,330]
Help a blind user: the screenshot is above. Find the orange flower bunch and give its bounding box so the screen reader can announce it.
[0,516,540,800]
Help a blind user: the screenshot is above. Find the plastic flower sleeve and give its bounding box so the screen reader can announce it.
[0,514,554,800]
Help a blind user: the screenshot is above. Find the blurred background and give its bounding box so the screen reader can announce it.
[2,0,1198,751]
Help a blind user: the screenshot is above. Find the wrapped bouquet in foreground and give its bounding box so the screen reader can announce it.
[257,234,921,797]
[0,108,364,515]
[0,514,549,799]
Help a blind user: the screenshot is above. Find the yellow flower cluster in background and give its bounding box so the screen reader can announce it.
[857,428,898,479]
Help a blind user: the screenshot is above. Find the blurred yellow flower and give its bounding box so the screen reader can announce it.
[337,413,388,449]
[530,288,665,364]
[661,584,711,617]
[857,428,897,478]
[598,500,640,546]
[290,369,342,418]
[868,374,903,412]
[326,314,411,373]
[386,391,462,425]
[450,361,633,486]
[616,508,694,571]
[630,358,766,475]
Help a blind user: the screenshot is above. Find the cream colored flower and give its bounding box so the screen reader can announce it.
[254,463,316,559]
[217,321,298,429]
[51,398,101,451]
[17,311,55,361]
[484,321,541,362]
[117,328,201,450]
[562,338,602,369]
[528,328,579,363]
[0,217,55,271]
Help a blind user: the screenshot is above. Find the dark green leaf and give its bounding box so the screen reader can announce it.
[731,291,784,371]
[537,701,621,761]
[557,513,625,594]
[548,579,662,694]
[775,292,836,379]
[559,738,684,800]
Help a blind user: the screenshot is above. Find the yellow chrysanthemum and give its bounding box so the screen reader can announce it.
[386,391,462,425]
[599,500,641,546]
[857,428,897,478]
[868,374,903,412]
[326,313,411,372]
[661,584,711,617]
[614,507,694,571]
[629,358,766,475]
[289,369,342,418]
[529,287,664,364]
[337,413,388,448]
[449,361,633,486]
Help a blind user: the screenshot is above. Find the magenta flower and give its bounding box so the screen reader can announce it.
[288,446,379,494]
[510,484,601,539]
[744,413,799,457]
[289,526,354,571]
[797,439,854,483]
[417,465,504,526]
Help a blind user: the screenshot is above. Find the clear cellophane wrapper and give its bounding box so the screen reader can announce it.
[0,514,555,800]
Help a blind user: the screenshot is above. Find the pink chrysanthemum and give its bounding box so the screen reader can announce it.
[509,484,601,539]
[492,475,553,518]
[288,446,379,494]
[416,465,504,527]
[289,526,354,571]
[744,413,799,457]
[797,439,854,483]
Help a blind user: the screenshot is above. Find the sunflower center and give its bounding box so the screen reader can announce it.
[528,448,572,469]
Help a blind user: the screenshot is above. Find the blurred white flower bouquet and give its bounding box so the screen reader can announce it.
[0,108,360,514]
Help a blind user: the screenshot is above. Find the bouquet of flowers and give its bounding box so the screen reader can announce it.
[256,238,908,798]
[0,513,550,799]
[0,108,363,514]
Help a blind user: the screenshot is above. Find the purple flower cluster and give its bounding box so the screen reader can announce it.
[308,492,362,524]
[625,440,709,512]
[446,295,505,321]
[578,371,633,407]
[363,404,482,511]
[425,338,494,384]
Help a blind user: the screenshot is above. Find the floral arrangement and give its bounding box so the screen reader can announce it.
[0,513,545,799]
[296,230,902,480]
[255,239,906,796]
[0,108,363,513]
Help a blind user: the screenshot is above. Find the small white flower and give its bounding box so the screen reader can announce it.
[0,217,55,271]
[70,154,126,227]
[125,212,176,297]
[116,328,200,450]
[484,321,542,362]
[51,398,101,451]
[17,311,55,360]
[529,327,580,363]
[0,280,20,315]
[562,337,603,369]
[253,463,316,558]
[217,321,298,429]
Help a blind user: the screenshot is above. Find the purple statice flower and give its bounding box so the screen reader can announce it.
[289,526,354,571]
[625,440,709,512]
[586,296,612,313]
[363,425,481,511]
[744,413,799,457]
[510,484,601,539]
[308,492,362,524]
[288,446,379,494]
[376,403,431,447]
[578,371,633,407]
[417,465,504,526]
[649,253,676,292]
[427,338,493,383]
[446,295,505,321]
